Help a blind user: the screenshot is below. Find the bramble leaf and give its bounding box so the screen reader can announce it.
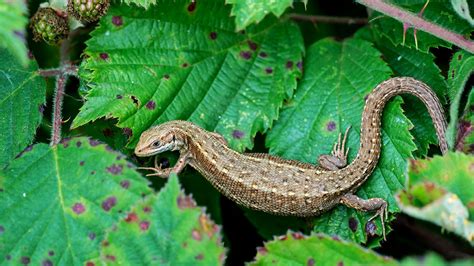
[0,0,28,66]
[227,0,294,31]
[0,49,46,169]
[120,0,157,9]
[266,38,417,243]
[0,138,152,264]
[446,50,474,150]
[73,0,304,152]
[401,253,474,266]
[402,152,474,244]
[408,152,474,219]
[450,0,474,26]
[101,174,225,265]
[397,183,473,245]
[250,233,397,265]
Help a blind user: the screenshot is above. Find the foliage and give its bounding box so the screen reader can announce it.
[397,152,474,244]
[0,0,28,66]
[0,0,473,265]
[250,233,397,266]
[0,49,45,169]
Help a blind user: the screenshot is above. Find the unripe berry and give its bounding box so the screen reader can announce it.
[68,0,110,23]
[30,7,69,45]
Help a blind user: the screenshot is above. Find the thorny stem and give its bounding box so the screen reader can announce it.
[289,14,368,25]
[356,0,474,53]
[51,73,66,145]
[38,64,78,77]
[49,32,76,146]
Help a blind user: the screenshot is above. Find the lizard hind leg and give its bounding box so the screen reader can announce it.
[318,126,351,170]
[340,194,388,240]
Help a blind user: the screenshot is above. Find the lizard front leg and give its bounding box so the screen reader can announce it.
[340,193,388,240]
[138,151,191,178]
[318,126,351,170]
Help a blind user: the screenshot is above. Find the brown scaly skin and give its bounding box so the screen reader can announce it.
[135,77,448,239]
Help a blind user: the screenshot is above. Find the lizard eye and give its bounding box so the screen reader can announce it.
[172,135,176,142]
[152,141,160,147]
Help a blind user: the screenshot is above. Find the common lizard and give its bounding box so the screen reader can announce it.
[135,77,448,239]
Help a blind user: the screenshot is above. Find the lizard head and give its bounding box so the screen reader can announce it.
[134,124,182,157]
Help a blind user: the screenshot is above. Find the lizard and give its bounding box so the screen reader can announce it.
[134,77,448,239]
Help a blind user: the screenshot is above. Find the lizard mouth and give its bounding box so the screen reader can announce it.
[135,143,174,157]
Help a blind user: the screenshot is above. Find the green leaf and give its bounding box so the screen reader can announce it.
[456,89,474,152]
[446,50,474,149]
[226,0,293,31]
[397,182,473,245]
[73,1,304,152]
[266,38,417,243]
[355,27,448,156]
[369,0,473,52]
[0,49,46,169]
[101,174,225,265]
[120,0,157,9]
[249,233,397,266]
[0,0,28,66]
[408,152,474,219]
[70,118,130,155]
[0,138,152,265]
[450,0,474,26]
[401,253,474,266]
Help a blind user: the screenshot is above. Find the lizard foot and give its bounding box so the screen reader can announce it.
[137,156,171,178]
[340,194,388,240]
[368,200,388,241]
[318,126,351,170]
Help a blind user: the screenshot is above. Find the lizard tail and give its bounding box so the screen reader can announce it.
[348,77,448,180]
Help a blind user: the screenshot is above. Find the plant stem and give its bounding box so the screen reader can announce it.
[356,0,474,53]
[39,65,78,77]
[50,34,74,146]
[50,73,66,145]
[289,14,368,24]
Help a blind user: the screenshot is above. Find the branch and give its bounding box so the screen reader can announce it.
[50,33,75,146]
[356,0,474,53]
[50,73,66,145]
[39,65,78,77]
[289,14,368,25]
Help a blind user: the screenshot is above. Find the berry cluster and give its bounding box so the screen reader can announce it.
[68,0,110,23]
[31,0,110,45]
[30,8,69,45]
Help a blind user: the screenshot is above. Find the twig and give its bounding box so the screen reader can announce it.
[39,65,78,77]
[38,68,62,77]
[356,0,474,53]
[50,33,75,146]
[50,73,66,145]
[289,14,368,25]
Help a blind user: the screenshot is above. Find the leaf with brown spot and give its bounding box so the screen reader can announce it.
[401,152,474,244]
[0,137,151,264]
[101,174,225,264]
[250,233,397,265]
[72,1,304,152]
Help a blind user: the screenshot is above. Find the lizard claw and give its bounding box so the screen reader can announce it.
[137,158,170,178]
[318,126,351,170]
[368,201,388,240]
